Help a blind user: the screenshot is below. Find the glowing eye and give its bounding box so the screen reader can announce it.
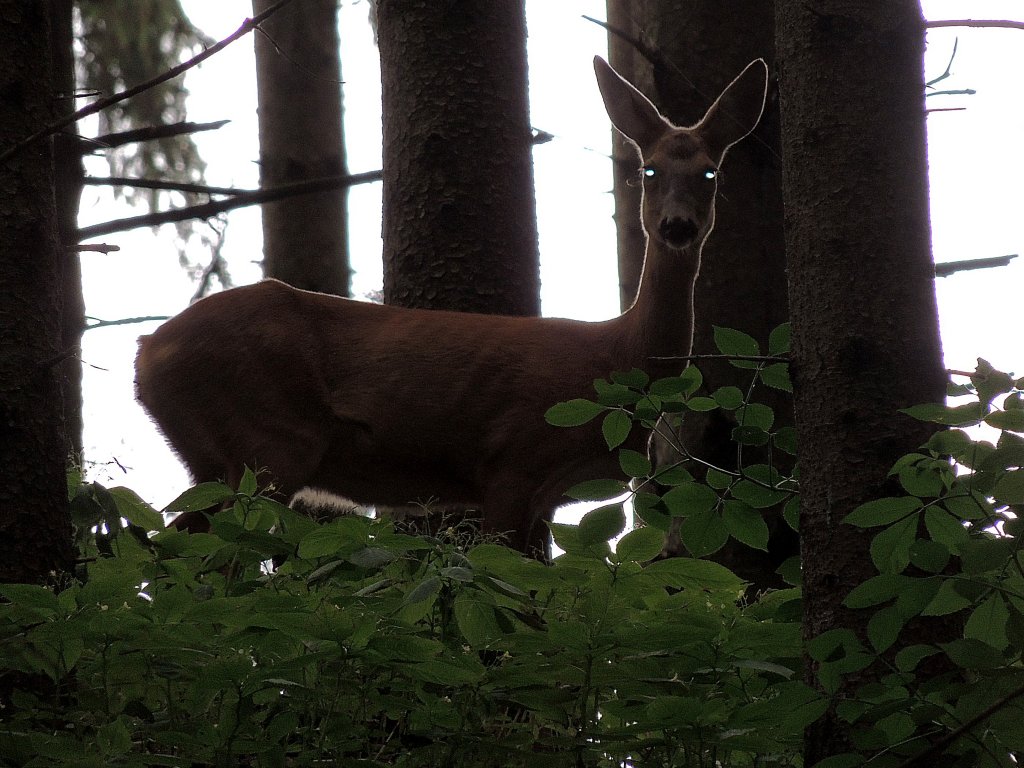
[642,166,656,178]
[704,169,718,180]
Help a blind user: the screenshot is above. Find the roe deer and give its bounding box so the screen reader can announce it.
[134,56,768,557]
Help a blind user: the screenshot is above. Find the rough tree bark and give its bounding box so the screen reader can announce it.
[376,0,539,316]
[253,0,349,295]
[774,2,947,760]
[0,0,75,582]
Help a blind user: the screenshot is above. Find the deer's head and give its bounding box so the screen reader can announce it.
[595,57,769,252]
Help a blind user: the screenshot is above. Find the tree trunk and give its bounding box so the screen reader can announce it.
[377,0,539,316]
[50,0,84,462]
[253,0,349,295]
[774,2,946,760]
[0,0,75,583]
[605,0,794,590]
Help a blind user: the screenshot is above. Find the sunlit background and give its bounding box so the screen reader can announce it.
[77,1,1024,516]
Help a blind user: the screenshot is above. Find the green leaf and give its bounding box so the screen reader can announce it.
[924,507,968,554]
[870,515,918,573]
[615,526,665,563]
[760,362,792,392]
[714,326,760,358]
[545,398,605,427]
[844,574,903,609]
[894,644,940,672]
[925,428,973,457]
[993,471,1024,505]
[0,584,59,618]
[844,497,922,528]
[783,495,800,531]
[867,605,906,653]
[662,482,719,517]
[610,368,650,388]
[921,577,973,616]
[965,592,1009,650]
[774,426,798,455]
[565,479,627,501]
[164,482,233,513]
[238,465,258,496]
[685,396,719,412]
[722,500,769,550]
[579,503,626,545]
[643,556,745,593]
[453,592,504,648]
[712,386,744,410]
[732,426,770,447]
[678,509,729,557]
[901,401,985,427]
[108,486,164,530]
[768,323,791,356]
[593,378,640,407]
[602,409,632,449]
[618,448,652,478]
[651,367,701,397]
[737,403,774,430]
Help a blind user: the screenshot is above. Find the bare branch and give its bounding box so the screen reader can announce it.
[78,170,383,240]
[935,254,1017,277]
[85,176,244,196]
[0,0,297,164]
[926,19,1024,31]
[88,120,231,152]
[85,315,171,331]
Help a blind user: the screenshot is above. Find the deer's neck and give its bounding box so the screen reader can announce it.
[617,237,703,377]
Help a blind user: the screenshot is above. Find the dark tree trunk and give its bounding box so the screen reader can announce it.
[377,0,539,316]
[605,0,794,590]
[253,0,349,295]
[774,2,946,760]
[0,0,75,583]
[50,0,84,462]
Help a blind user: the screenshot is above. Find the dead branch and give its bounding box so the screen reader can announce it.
[78,170,383,240]
[0,0,297,165]
[88,120,231,152]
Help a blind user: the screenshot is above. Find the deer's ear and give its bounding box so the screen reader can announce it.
[698,59,768,161]
[594,56,674,154]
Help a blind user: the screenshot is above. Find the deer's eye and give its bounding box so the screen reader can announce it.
[703,168,718,181]
[641,165,657,179]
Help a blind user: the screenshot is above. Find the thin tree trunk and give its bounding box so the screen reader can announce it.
[0,0,75,583]
[253,0,349,295]
[774,2,946,759]
[377,0,539,316]
[50,0,84,462]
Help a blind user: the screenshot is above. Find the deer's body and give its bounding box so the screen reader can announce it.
[135,57,768,555]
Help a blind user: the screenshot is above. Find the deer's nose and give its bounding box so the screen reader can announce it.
[658,217,699,248]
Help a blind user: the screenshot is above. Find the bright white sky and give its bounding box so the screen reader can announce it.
[77,1,1024,514]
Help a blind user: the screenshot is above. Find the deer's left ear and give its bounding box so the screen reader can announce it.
[698,59,769,161]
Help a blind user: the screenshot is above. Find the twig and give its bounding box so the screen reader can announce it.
[651,353,789,364]
[892,681,1024,768]
[0,0,297,165]
[74,243,120,254]
[78,170,383,240]
[581,15,671,74]
[87,120,231,152]
[926,19,1024,32]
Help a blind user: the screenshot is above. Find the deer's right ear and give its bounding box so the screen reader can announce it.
[594,56,673,154]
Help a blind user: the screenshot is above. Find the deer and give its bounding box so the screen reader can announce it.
[134,56,769,558]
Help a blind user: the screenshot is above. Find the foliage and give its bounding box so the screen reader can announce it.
[0,467,811,767]
[77,0,212,213]
[5,326,1024,766]
[548,330,1024,766]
